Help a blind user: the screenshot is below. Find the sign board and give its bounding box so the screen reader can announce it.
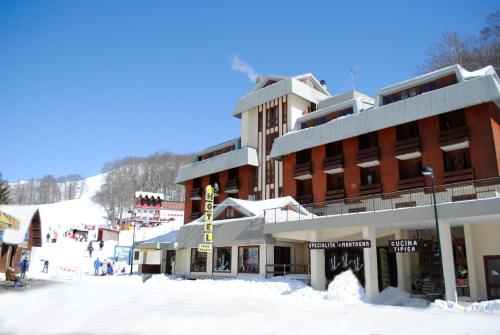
[0,210,21,231]
[198,243,212,253]
[388,239,420,253]
[308,240,372,249]
[198,185,214,253]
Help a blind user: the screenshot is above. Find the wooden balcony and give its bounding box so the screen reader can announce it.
[443,168,473,184]
[294,162,313,180]
[189,187,202,200]
[398,176,425,190]
[395,137,421,160]
[357,147,380,167]
[296,194,313,204]
[323,155,343,174]
[224,179,239,194]
[359,182,382,196]
[326,189,345,201]
[439,126,469,151]
[190,211,201,220]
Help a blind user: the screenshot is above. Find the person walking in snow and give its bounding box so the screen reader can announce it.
[43,259,49,273]
[106,262,113,276]
[20,257,29,278]
[99,240,104,251]
[46,232,51,243]
[87,241,94,257]
[94,258,102,276]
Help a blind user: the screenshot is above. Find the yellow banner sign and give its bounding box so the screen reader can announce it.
[0,211,21,231]
[139,248,156,252]
[198,243,212,253]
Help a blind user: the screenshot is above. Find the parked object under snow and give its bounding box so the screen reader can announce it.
[326,269,367,303]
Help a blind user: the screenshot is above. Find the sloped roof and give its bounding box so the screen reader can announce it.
[0,205,40,245]
[135,192,164,200]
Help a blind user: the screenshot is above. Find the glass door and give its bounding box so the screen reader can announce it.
[484,256,500,300]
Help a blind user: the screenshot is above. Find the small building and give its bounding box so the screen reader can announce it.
[135,229,179,274]
[0,205,42,275]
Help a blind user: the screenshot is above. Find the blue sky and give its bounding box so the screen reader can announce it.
[1,1,498,182]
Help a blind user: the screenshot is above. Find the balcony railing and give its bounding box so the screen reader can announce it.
[264,176,500,223]
[443,168,473,184]
[326,188,345,201]
[294,162,313,180]
[189,187,202,200]
[357,147,380,167]
[359,182,382,196]
[395,137,421,160]
[323,155,343,174]
[439,126,469,151]
[224,179,239,194]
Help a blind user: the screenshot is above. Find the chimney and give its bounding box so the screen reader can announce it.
[320,79,327,91]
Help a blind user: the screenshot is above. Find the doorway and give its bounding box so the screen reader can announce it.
[164,250,175,275]
[377,247,398,291]
[484,255,500,300]
[274,246,291,276]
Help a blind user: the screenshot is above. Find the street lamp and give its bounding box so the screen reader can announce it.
[128,209,137,275]
[421,166,445,294]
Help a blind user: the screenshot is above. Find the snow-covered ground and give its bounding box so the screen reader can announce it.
[1,238,499,335]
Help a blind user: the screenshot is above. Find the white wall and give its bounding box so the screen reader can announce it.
[288,94,311,131]
[241,108,258,148]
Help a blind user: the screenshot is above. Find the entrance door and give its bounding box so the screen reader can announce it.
[274,246,291,276]
[377,247,398,291]
[484,255,500,300]
[164,250,175,275]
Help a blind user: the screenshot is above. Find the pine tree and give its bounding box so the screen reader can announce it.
[0,173,10,204]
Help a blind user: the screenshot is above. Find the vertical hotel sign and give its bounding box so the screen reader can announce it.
[198,185,213,253]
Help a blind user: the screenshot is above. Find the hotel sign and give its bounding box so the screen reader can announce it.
[308,240,371,249]
[198,185,214,253]
[389,239,420,253]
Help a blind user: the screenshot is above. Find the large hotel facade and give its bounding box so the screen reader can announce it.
[173,65,500,302]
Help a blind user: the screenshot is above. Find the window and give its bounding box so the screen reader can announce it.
[398,158,422,179]
[282,101,287,125]
[358,132,378,150]
[190,249,207,272]
[238,246,259,273]
[439,110,466,130]
[327,174,344,191]
[266,106,278,128]
[213,247,232,273]
[443,148,471,172]
[266,132,279,155]
[134,251,140,260]
[325,142,342,157]
[396,121,419,140]
[296,149,311,164]
[360,166,380,186]
[296,179,312,196]
[266,160,275,185]
[258,111,263,132]
[228,168,239,181]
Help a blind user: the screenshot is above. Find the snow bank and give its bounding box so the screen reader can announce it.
[326,270,367,303]
[372,286,428,308]
[430,299,500,315]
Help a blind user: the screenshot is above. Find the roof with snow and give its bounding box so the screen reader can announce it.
[136,229,179,250]
[161,201,184,211]
[135,192,165,200]
[0,205,41,245]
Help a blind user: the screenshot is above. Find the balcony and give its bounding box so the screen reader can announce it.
[189,187,202,200]
[224,179,239,194]
[398,176,425,191]
[294,162,313,180]
[326,189,345,201]
[296,194,313,205]
[443,168,474,184]
[439,126,469,151]
[395,137,421,160]
[323,155,343,174]
[359,182,382,196]
[357,147,380,168]
[190,211,201,220]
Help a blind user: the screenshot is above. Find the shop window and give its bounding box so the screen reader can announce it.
[360,166,380,186]
[238,246,259,273]
[443,148,471,172]
[396,121,420,141]
[358,132,378,150]
[213,247,232,273]
[190,249,207,272]
[439,110,466,131]
[398,158,422,179]
[327,173,344,191]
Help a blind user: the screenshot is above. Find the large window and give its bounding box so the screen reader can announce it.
[396,121,420,141]
[213,247,232,273]
[238,246,259,273]
[398,158,422,179]
[443,148,471,172]
[190,249,207,272]
[360,166,380,186]
[327,173,344,191]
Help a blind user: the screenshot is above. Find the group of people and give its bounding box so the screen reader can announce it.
[46,231,58,243]
[93,257,121,276]
[87,240,104,257]
[5,257,29,283]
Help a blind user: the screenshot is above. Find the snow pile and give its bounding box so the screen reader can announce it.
[372,286,428,308]
[431,299,500,314]
[326,270,367,303]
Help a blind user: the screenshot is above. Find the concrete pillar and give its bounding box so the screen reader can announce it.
[310,249,326,290]
[438,219,457,302]
[259,245,267,276]
[394,229,408,291]
[363,226,379,299]
[463,224,478,299]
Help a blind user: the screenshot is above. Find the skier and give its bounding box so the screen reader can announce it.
[43,259,49,273]
[20,257,29,279]
[93,257,102,276]
[99,240,104,251]
[87,241,94,257]
[106,262,113,276]
[46,232,51,243]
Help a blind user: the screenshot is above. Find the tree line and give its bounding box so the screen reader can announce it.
[94,151,192,224]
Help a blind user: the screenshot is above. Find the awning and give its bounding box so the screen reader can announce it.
[176,216,275,249]
[136,229,179,250]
